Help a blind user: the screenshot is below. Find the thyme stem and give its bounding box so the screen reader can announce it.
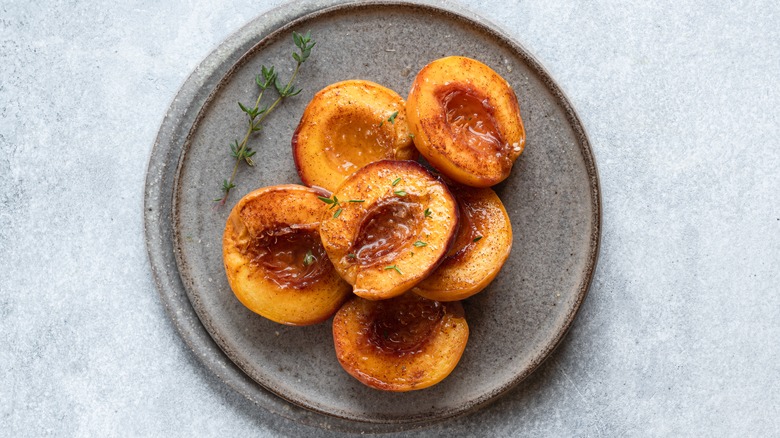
[215,31,315,207]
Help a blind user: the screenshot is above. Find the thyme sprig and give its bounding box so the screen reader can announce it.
[214,31,316,206]
[318,194,340,208]
[318,194,363,217]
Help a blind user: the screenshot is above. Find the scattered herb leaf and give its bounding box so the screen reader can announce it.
[391,178,401,186]
[413,241,427,247]
[333,208,343,218]
[473,235,483,242]
[394,190,407,197]
[387,111,399,124]
[424,208,432,218]
[303,250,315,266]
[384,265,403,275]
[348,199,365,203]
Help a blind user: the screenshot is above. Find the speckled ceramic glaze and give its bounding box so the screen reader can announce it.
[145,0,600,431]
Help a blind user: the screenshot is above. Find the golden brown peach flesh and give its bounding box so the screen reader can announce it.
[292,80,417,192]
[222,185,352,325]
[406,56,526,187]
[413,186,512,301]
[318,160,459,300]
[332,292,469,391]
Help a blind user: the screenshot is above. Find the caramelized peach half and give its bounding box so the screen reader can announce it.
[292,80,417,192]
[222,185,351,325]
[318,160,458,300]
[406,56,526,187]
[413,186,512,301]
[333,292,469,391]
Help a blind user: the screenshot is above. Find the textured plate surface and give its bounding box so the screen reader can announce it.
[146,0,599,430]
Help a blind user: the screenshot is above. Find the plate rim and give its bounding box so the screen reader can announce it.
[145,0,601,431]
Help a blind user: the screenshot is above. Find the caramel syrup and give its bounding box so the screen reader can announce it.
[445,194,483,260]
[361,293,444,357]
[439,87,509,157]
[245,225,330,289]
[323,113,394,174]
[350,197,423,266]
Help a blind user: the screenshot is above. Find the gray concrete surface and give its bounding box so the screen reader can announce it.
[1,0,778,436]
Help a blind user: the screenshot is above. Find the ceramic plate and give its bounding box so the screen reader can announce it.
[145,0,600,431]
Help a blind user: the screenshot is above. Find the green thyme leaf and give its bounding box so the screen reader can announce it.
[384,265,403,275]
[413,241,427,247]
[473,236,483,242]
[394,190,407,197]
[333,208,343,218]
[424,208,432,218]
[292,30,315,63]
[387,111,399,124]
[303,250,315,266]
[391,178,401,186]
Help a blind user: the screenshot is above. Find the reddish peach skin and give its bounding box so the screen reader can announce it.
[318,160,459,301]
[223,185,352,326]
[406,56,526,187]
[292,80,417,193]
[333,293,469,391]
[413,186,512,301]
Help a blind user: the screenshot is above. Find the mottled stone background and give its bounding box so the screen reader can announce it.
[1,0,778,436]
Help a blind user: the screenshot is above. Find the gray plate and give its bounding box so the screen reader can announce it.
[145,0,600,432]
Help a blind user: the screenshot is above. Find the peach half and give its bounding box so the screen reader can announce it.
[413,186,512,301]
[333,292,469,391]
[406,56,526,187]
[222,185,351,325]
[318,160,458,300]
[292,80,417,192]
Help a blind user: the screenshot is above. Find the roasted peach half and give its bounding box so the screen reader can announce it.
[222,185,351,325]
[406,56,526,187]
[413,186,512,301]
[292,80,417,192]
[318,160,458,300]
[333,292,469,391]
